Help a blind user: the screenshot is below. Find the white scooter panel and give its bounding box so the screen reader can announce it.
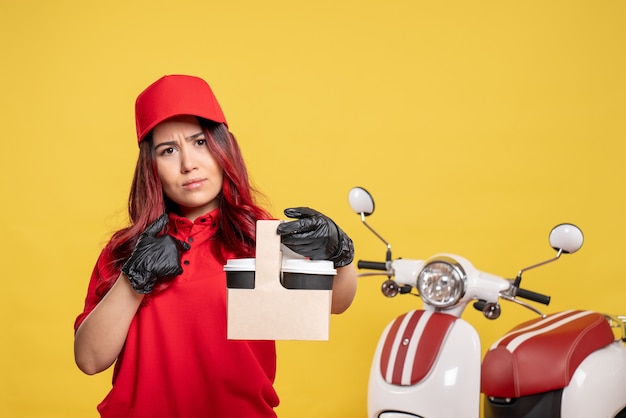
[369,310,482,418]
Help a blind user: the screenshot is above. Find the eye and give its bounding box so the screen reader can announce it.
[159,147,176,156]
[195,138,207,147]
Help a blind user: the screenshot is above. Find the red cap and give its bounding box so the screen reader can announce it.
[134,74,228,143]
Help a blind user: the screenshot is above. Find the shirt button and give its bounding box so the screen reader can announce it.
[188,237,194,243]
[184,260,190,265]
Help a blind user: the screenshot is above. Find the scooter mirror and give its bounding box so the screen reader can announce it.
[348,186,391,258]
[549,223,584,254]
[348,187,375,216]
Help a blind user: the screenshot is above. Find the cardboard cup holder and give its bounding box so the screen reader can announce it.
[225,220,336,341]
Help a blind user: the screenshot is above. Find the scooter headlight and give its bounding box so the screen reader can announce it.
[417,256,466,308]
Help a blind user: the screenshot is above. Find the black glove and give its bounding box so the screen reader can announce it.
[276,207,354,268]
[122,214,190,294]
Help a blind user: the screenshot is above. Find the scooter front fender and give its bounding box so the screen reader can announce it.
[368,310,481,418]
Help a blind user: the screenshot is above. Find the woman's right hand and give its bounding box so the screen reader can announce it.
[75,214,188,374]
[122,214,190,294]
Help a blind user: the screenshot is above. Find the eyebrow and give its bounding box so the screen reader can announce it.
[154,132,206,151]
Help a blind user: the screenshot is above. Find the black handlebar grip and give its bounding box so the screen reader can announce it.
[357,260,388,271]
[516,288,551,305]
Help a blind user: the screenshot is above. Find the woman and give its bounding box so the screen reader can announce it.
[74,74,357,417]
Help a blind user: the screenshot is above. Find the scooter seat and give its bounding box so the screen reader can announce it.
[481,310,614,398]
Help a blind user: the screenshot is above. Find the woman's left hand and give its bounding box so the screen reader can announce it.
[276,207,354,268]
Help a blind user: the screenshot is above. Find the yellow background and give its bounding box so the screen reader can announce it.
[1,1,625,417]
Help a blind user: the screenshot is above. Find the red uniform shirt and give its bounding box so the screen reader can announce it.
[75,209,279,417]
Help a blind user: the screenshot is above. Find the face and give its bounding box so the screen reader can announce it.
[152,115,224,220]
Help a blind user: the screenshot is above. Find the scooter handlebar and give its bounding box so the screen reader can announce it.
[357,260,388,271]
[358,257,552,307]
[516,288,551,305]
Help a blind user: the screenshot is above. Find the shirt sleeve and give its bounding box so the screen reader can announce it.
[73,242,118,332]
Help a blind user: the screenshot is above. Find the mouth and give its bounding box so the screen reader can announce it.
[182,178,207,190]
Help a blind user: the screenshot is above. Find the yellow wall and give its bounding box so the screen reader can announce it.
[1,1,625,417]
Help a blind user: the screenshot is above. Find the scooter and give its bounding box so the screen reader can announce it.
[348,186,626,418]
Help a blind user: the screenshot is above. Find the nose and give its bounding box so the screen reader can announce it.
[179,145,197,173]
